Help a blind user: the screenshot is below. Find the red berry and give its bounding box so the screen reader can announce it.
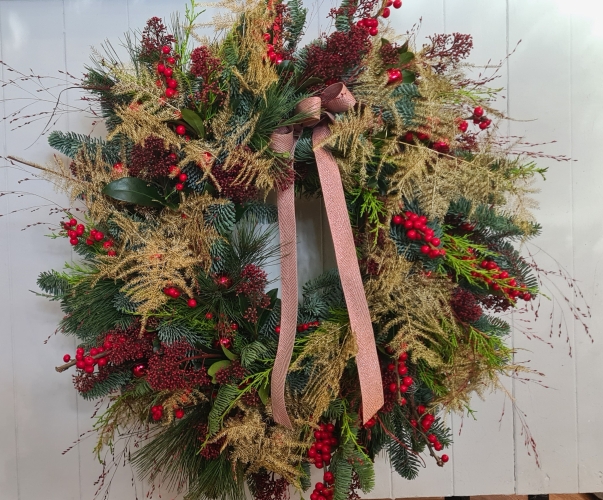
[133,364,147,378]
[427,434,437,443]
[315,482,324,491]
[187,298,197,308]
[522,292,532,301]
[97,357,108,367]
[94,231,104,241]
[407,229,417,240]
[175,409,185,419]
[90,347,99,356]
[420,245,430,254]
[326,423,335,432]
[76,360,86,369]
[178,173,188,182]
[397,365,408,375]
[311,494,319,500]
[404,132,414,142]
[382,7,391,17]
[399,352,408,361]
[458,120,468,132]
[387,68,402,83]
[205,312,213,320]
[107,250,117,257]
[387,363,396,372]
[388,382,398,393]
[308,448,317,459]
[175,125,186,135]
[86,238,94,245]
[76,347,84,356]
[400,397,407,405]
[103,240,113,248]
[479,121,489,130]
[169,165,180,175]
[428,249,440,259]
[417,405,426,414]
[393,0,402,7]
[434,443,443,451]
[315,461,324,469]
[63,354,71,362]
[165,88,176,98]
[473,106,484,117]
[392,215,404,225]
[231,323,238,331]
[399,385,408,393]
[220,337,232,349]
[364,417,376,428]
[69,238,79,246]
[441,454,449,463]
[430,237,441,247]
[404,220,414,229]
[67,229,77,238]
[84,356,94,365]
[410,419,417,427]
[167,56,176,65]
[369,27,379,36]
[84,365,94,374]
[69,218,77,226]
[167,78,178,89]
[175,183,184,191]
[161,45,171,54]
[324,471,334,483]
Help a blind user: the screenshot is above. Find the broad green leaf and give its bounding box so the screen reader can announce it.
[221,344,238,361]
[402,70,416,84]
[398,52,415,66]
[180,108,205,138]
[399,40,409,53]
[208,359,231,383]
[102,177,165,208]
[258,383,270,405]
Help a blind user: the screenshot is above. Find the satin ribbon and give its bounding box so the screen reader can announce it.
[269,83,384,428]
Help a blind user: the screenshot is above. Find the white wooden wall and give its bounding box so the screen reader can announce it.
[1,1,603,499]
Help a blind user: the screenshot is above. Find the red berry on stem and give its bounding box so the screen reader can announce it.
[382,7,391,17]
[397,365,408,375]
[161,45,171,54]
[84,365,94,374]
[63,354,71,362]
[388,382,398,393]
[107,250,116,257]
[175,125,186,135]
[76,360,86,369]
[175,409,185,419]
[473,106,484,117]
[420,245,430,254]
[458,120,468,132]
[369,27,379,36]
[175,183,184,191]
[392,214,404,225]
[407,229,417,240]
[205,312,213,320]
[430,237,441,247]
[133,364,147,378]
[187,298,197,308]
[428,434,437,443]
[163,67,173,78]
[94,231,104,241]
[165,88,176,98]
[97,357,108,367]
[76,347,84,356]
[69,238,79,246]
[393,0,402,8]
[167,78,178,89]
[90,347,99,356]
[178,173,188,182]
[324,471,334,483]
[387,363,396,372]
[441,454,449,463]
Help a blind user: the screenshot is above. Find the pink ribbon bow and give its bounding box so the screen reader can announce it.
[269,83,384,428]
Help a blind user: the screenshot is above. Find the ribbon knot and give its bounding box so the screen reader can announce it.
[270,83,384,428]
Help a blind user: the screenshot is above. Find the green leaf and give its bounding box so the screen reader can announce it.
[402,70,416,84]
[297,77,322,91]
[399,52,415,65]
[381,38,390,46]
[221,344,238,361]
[399,40,409,53]
[258,383,269,405]
[102,177,165,208]
[208,359,231,383]
[180,108,205,138]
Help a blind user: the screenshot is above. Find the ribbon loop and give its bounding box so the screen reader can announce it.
[270,83,384,428]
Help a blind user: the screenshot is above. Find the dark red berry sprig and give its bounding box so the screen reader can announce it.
[307,422,338,470]
[472,106,492,130]
[151,405,164,421]
[391,211,445,259]
[296,320,320,333]
[357,17,379,37]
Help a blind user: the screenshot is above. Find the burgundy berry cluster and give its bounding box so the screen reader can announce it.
[307,422,338,470]
[458,106,492,133]
[155,45,179,99]
[358,0,403,35]
[391,211,446,259]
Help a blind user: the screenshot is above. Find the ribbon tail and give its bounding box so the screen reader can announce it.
[270,183,298,428]
[312,125,384,423]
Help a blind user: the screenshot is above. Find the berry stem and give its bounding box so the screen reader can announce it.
[55,349,112,373]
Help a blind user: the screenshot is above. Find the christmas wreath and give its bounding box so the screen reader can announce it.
[12,0,548,498]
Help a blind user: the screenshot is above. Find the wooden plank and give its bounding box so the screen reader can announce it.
[508,0,578,494]
[567,7,603,494]
[0,4,20,500]
[443,0,516,495]
[0,2,82,500]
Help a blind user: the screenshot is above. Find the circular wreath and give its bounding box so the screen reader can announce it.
[25,1,543,499]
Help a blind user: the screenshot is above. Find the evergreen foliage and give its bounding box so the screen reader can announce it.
[37,269,70,298]
[205,202,236,235]
[47,130,126,165]
[284,0,308,52]
[81,371,132,400]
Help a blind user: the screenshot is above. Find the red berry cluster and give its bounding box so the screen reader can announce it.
[62,218,116,256]
[309,473,334,500]
[151,404,164,421]
[357,17,379,37]
[296,320,320,333]
[167,153,187,191]
[156,45,179,99]
[307,423,337,470]
[386,351,414,394]
[71,342,111,374]
[458,106,491,133]
[468,256,532,301]
[391,211,445,259]
[163,286,181,299]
